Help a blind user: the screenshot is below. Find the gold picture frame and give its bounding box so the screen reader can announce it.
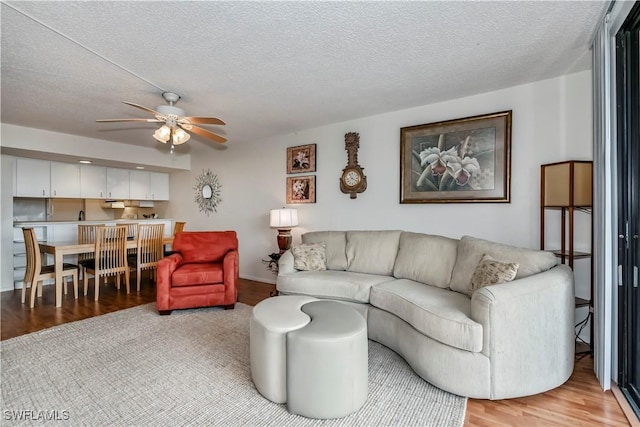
[400,110,512,203]
[287,144,316,174]
[286,175,316,204]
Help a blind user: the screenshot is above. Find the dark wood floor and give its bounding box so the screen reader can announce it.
[0,274,274,340]
[0,276,632,426]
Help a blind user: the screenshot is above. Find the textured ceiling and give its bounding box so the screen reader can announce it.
[1,1,608,153]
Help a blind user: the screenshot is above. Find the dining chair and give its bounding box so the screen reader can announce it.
[121,222,139,256]
[77,223,103,281]
[164,221,186,256]
[129,223,165,291]
[22,227,79,308]
[174,221,186,235]
[80,225,130,300]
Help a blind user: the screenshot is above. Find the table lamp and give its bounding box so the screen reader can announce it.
[269,208,299,253]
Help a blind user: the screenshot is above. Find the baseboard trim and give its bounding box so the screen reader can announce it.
[611,382,640,426]
[240,274,275,285]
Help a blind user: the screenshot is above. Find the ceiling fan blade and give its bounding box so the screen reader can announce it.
[122,101,164,117]
[183,124,227,144]
[96,118,164,123]
[181,116,226,125]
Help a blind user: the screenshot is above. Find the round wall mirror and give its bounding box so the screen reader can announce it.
[202,184,213,199]
[194,169,222,215]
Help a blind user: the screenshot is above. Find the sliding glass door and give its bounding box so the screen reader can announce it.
[616,2,640,416]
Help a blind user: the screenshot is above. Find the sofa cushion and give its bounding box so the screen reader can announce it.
[277,270,396,303]
[291,243,327,271]
[393,232,458,288]
[171,262,223,287]
[470,254,518,292]
[346,230,402,276]
[302,231,348,270]
[370,279,482,352]
[450,235,557,296]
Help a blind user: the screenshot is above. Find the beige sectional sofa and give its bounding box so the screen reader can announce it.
[276,230,575,400]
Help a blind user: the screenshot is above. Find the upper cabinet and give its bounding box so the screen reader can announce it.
[106,168,130,199]
[50,162,80,198]
[129,170,150,200]
[15,158,50,197]
[149,172,170,201]
[13,157,170,201]
[129,171,170,201]
[80,165,107,199]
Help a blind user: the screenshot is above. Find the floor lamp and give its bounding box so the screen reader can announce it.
[269,208,298,253]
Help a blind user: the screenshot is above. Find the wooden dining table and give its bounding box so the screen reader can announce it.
[39,236,174,307]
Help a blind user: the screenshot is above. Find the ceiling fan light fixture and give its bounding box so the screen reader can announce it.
[172,128,190,145]
[153,125,171,143]
[98,91,226,148]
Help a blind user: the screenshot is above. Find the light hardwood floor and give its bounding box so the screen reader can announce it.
[0,275,632,426]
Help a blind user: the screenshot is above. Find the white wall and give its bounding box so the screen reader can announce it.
[166,70,593,284]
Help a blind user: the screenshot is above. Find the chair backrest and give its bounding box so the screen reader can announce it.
[173,231,238,263]
[95,225,129,276]
[78,224,103,262]
[173,221,186,236]
[119,223,138,255]
[22,228,42,285]
[118,222,138,239]
[136,223,165,269]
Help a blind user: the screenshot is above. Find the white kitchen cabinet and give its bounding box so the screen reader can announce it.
[80,165,107,199]
[149,172,170,200]
[15,158,50,197]
[106,168,129,199]
[50,162,80,198]
[130,171,169,201]
[129,170,150,200]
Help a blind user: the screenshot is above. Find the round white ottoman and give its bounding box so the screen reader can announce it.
[286,300,368,419]
[250,295,317,403]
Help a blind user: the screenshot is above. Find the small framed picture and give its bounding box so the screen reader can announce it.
[286,175,316,204]
[287,144,316,174]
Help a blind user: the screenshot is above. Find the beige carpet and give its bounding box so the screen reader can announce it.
[1,303,467,426]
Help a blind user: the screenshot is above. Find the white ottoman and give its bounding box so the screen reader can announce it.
[286,300,368,419]
[250,295,317,403]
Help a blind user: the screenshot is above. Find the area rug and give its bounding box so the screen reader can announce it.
[1,303,467,426]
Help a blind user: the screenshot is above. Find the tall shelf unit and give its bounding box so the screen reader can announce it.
[540,160,593,355]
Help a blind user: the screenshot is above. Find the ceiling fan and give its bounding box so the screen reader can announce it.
[96,92,226,148]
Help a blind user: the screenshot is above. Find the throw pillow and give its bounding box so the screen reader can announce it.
[470,254,519,292]
[291,243,327,271]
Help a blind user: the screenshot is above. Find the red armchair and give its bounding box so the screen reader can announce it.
[157,231,238,315]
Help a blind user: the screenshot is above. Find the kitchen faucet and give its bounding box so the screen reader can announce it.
[78,210,85,221]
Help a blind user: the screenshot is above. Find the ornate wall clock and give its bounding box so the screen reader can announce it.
[340,132,367,199]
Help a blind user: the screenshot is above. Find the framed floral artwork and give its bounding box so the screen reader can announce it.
[400,110,512,203]
[287,144,316,174]
[286,175,316,204]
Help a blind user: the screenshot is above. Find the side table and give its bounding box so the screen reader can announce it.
[262,252,281,274]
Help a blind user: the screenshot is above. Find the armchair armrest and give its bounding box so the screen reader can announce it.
[470,264,574,399]
[222,249,239,302]
[156,253,184,310]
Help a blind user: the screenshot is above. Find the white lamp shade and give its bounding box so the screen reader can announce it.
[153,125,171,143]
[153,125,191,145]
[172,128,191,145]
[270,208,298,228]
